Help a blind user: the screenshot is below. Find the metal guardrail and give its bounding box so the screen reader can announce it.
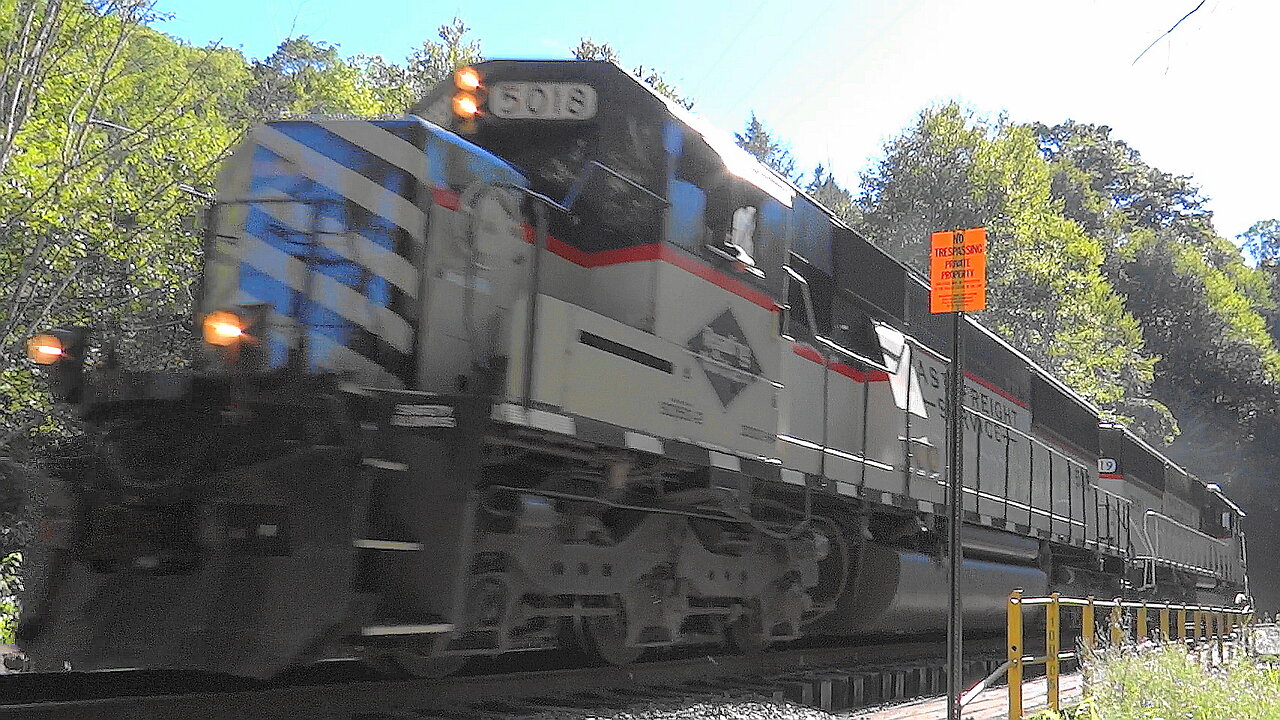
[961,590,1254,719]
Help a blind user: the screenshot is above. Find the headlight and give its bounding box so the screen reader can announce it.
[202,310,245,346]
[454,66,482,92]
[26,327,88,403]
[27,333,65,365]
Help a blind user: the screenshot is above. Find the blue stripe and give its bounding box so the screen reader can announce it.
[268,121,418,201]
[238,150,401,370]
[246,138,414,273]
[425,125,527,189]
[243,202,392,304]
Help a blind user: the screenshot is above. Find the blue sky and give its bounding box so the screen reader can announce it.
[154,0,1277,241]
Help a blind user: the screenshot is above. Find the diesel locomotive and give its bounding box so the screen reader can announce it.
[13,60,1248,677]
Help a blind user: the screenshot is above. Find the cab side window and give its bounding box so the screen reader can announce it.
[831,293,881,359]
[671,126,782,294]
[785,255,832,339]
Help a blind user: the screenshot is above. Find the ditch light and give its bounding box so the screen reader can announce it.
[201,304,268,371]
[25,327,88,402]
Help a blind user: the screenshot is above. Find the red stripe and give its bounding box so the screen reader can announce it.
[433,188,460,210]
[831,361,890,383]
[427,182,782,311]
[891,343,1028,409]
[792,343,824,365]
[792,344,889,382]
[964,371,1029,409]
[1099,472,1124,480]
[513,228,777,310]
[655,245,778,311]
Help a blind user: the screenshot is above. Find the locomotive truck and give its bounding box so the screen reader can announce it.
[13,60,1247,677]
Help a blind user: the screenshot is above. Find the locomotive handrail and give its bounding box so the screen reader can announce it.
[1140,509,1226,547]
[955,401,1133,554]
[990,589,1255,719]
[814,333,894,375]
[1137,509,1235,585]
[956,403,1100,485]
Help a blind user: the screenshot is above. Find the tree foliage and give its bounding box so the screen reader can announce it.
[734,112,799,182]
[1241,219,1280,267]
[405,17,483,99]
[856,105,1164,434]
[0,1,251,441]
[571,37,693,110]
[806,164,856,225]
[1036,121,1280,433]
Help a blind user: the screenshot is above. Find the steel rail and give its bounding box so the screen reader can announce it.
[1,638,1005,719]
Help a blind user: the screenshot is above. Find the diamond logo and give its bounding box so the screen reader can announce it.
[686,309,762,407]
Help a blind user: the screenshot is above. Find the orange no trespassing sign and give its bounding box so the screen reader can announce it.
[930,227,987,314]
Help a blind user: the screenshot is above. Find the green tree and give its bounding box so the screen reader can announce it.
[856,104,1163,435]
[1036,122,1280,432]
[570,38,618,63]
[405,16,483,98]
[570,37,693,109]
[806,164,856,225]
[350,53,417,111]
[735,112,799,182]
[248,35,388,117]
[1,1,249,439]
[1241,219,1280,336]
[1241,219,1280,267]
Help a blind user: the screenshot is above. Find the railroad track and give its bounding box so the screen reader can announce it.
[0,638,1008,719]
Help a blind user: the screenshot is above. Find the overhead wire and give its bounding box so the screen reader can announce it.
[695,0,769,91]
[1131,0,1206,66]
[724,0,841,111]
[722,0,919,191]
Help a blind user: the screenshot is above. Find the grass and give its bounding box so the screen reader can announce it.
[1030,642,1280,720]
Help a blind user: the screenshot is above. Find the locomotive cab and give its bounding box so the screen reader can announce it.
[417,60,790,459]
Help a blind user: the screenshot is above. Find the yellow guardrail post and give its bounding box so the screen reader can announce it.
[1215,612,1224,659]
[1083,596,1096,652]
[1008,589,1024,720]
[1137,602,1148,643]
[1246,612,1255,654]
[1110,598,1123,647]
[1160,606,1170,642]
[1229,613,1236,657]
[1178,605,1187,643]
[1046,592,1060,712]
[1228,613,1236,658]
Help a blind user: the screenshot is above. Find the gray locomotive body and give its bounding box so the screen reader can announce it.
[15,60,1246,676]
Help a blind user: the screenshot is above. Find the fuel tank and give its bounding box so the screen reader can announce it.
[829,541,1048,635]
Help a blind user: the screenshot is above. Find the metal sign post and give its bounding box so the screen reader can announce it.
[945,309,964,720]
[929,227,987,720]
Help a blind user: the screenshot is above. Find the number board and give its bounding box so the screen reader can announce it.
[491,82,597,120]
[929,227,987,314]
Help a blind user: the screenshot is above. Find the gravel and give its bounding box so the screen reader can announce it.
[521,696,846,720]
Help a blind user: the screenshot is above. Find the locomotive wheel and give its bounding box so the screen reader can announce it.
[725,612,770,655]
[383,649,467,679]
[575,597,644,666]
[371,637,466,679]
